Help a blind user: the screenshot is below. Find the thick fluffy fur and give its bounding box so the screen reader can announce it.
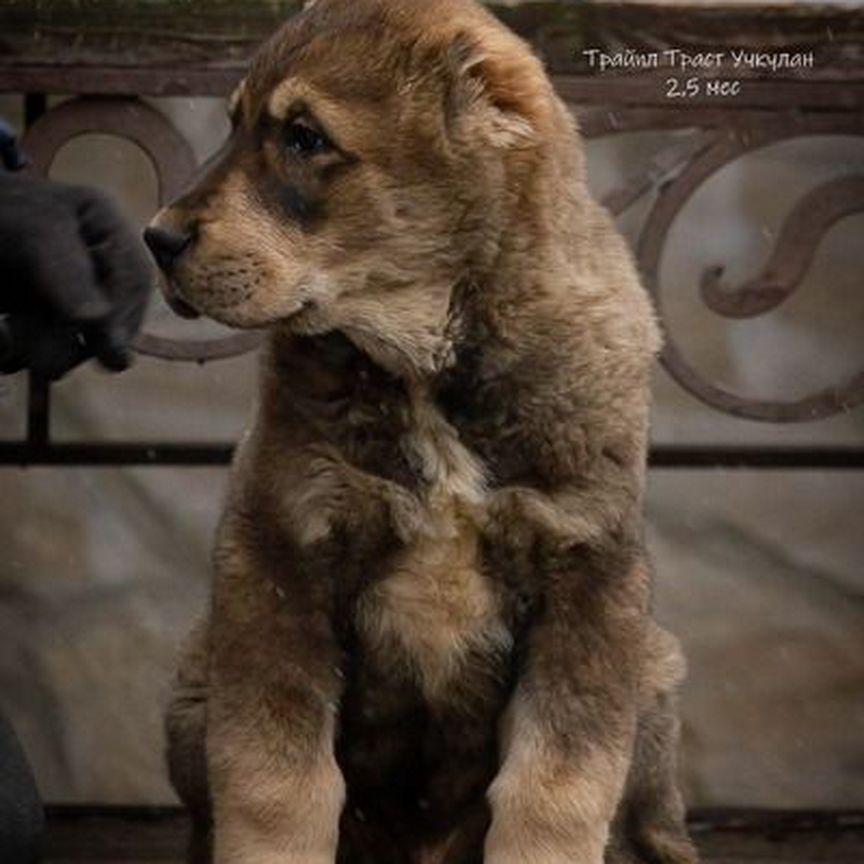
[150,1,697,862]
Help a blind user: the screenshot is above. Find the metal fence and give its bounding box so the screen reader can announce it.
[1,2,862,474]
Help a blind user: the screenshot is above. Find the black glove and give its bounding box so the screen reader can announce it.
[0,171,155,380]
[0,119,28,172]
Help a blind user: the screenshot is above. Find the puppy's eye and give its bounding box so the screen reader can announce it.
[285,120,331,156]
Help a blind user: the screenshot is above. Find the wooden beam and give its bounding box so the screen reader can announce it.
[0,1,861,88]
[40,806,864,863]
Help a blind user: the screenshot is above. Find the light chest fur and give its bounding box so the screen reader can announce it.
[354,383,512,702]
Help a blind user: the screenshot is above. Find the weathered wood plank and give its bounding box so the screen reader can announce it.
[40,807,864,864]
[0,1,861,89]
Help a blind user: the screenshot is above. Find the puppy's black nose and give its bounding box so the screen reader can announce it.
[143,225,193,273]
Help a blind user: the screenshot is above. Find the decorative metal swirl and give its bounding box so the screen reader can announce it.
[700,175,864,320]
[21,95,264,362]
[132,330,263,361]
[22,96,196,200]
[583,108,864,423]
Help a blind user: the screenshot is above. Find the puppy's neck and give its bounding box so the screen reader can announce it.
[264,329,395,398]
[280,275,479,384]
[258,285,482,423]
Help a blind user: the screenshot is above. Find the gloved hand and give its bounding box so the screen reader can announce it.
[0,171,155,380]
[0,119,28,171]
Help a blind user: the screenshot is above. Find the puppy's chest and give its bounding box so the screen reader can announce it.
[351,388,512,702]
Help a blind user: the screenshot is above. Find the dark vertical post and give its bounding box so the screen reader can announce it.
[26,376,51,448]
[23,92,51,451]
[24,93,47,127]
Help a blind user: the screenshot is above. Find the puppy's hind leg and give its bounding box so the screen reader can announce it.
[606,628,698,864]
[166,617,213,864]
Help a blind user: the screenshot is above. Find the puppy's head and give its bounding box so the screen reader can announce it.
[146,0,578,375]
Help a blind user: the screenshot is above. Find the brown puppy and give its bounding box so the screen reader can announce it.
[148,1,697,863]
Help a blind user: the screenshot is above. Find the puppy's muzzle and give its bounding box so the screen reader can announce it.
[142,222,202,320]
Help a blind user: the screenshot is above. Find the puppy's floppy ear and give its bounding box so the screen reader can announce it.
[446,32,544,149]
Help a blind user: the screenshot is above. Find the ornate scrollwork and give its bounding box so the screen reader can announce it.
[584,107,864,423]
[21,95,264,363]
[699,175,864,321]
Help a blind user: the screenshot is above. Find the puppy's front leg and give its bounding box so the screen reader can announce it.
[484,554,644,864]
[207,524,345,864]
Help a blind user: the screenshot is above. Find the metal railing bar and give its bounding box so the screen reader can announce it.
[0,444,862,470]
